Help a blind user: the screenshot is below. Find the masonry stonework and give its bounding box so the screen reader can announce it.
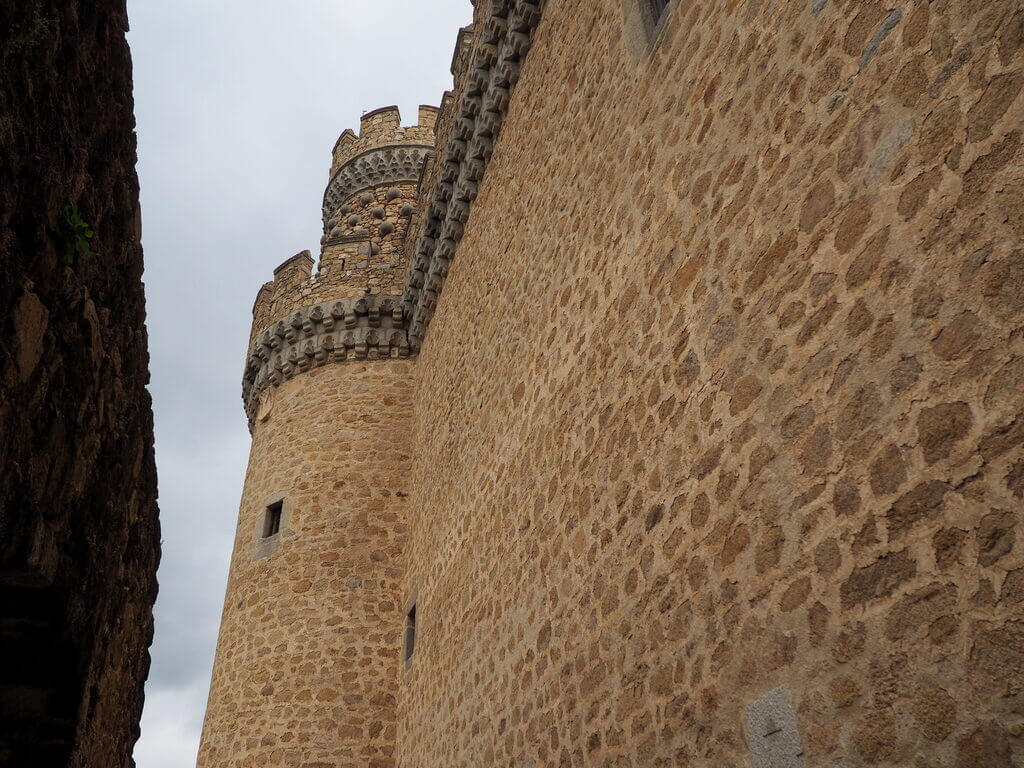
[197,363,413,767]
[250,107,437,342]
[201,0,1024,766]
[0,1,160,765]
[199,109,426,767]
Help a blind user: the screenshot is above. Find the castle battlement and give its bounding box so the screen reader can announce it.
[249,106,440,362]
[246,0,546,410]
[402,1,543,350]
[243,293,409,424]
[329,105,438,183]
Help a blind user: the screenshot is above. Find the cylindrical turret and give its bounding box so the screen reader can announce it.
[197,106,435,768]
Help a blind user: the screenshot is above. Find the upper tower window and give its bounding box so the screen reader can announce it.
[254,493,290,559]
[263,500,283,538]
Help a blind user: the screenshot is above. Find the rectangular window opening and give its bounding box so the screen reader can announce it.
[404,604,417,663]
[263,500,283,538]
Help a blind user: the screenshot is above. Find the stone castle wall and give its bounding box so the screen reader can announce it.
[397,1,1024,767]
[203,0,1024,765]
[241,109,437,426]
[197,362,414,768]
[0,1,161,765]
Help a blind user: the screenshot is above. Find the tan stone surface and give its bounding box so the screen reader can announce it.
[204,0,1024,765]
[331,106,438,180]
[398,0,1024,766]
[197,362,413,768]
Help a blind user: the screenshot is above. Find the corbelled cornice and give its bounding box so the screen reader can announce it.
[322,144,434,222]
[241,0,547,429]
[242,295,409,427]
[402,0,545,351]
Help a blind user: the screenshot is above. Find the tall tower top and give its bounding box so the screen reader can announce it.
[243,105,436,426]
[320,105,437,245]
[330,105,439,178]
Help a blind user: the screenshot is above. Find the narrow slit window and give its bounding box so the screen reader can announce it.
[404,604,417,662]
[263,500,283,538]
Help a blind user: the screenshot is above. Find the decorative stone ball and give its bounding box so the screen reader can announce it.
[387,187,402,200]
[359,192,373,206]
[353,226,369,237]
[339,204,352,214]
[330,226,343,238]
[371,206,386,220]
[347,214,360,226]
[399,204,415,217]
[380,221,395,236]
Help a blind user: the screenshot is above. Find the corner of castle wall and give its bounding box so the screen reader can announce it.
[451,24,474,76]
[252,280,275,316]
[332,129,358,177]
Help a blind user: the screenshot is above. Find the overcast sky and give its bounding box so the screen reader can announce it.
[126,2,472,765]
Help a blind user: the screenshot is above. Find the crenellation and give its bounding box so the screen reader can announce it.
[359,104,402,139]
[329,107,438,180]
[250,108,437,348]
[417,104,440,132]
[271,249,314,283]
[330,129,359,176]
[450,25,474,76]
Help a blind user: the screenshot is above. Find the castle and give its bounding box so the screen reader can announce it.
[198,0,1024,766]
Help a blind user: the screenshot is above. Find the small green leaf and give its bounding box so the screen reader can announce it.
[59,203,95,266]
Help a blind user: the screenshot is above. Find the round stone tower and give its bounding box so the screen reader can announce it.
[196,106,437,768]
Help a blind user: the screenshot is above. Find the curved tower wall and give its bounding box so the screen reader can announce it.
[197,107,433,768]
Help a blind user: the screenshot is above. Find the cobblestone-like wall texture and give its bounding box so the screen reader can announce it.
[197,362,414,768]
[399,0,1024,766]
[0,0,160,765]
